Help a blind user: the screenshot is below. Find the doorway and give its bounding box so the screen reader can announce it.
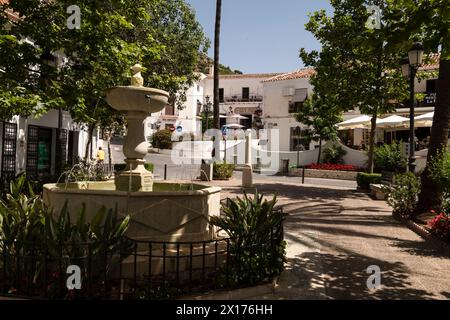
[27,125,53,179]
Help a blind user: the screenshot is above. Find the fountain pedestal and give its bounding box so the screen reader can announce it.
[115,110,154,192]
[115,159,154,192]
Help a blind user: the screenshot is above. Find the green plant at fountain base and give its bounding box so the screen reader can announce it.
[0,174,132,299]
[210,191,286,288]
[62,158,109,182]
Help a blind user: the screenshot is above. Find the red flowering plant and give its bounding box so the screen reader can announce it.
[428,211,450,240]
[305,163,363,172]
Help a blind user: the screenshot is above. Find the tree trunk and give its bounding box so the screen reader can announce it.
[414,58,450,217]
[84,123,96,160]
[213,0,222,130]
[367,113,378,173]
[317,138,322,164]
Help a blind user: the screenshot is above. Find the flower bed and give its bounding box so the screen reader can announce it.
[428,211,450,241]
[305,163,363,172]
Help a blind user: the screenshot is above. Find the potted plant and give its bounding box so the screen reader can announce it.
[374,142,407,182]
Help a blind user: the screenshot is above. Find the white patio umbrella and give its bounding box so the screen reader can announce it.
[376,115,410,128]
[227,114,249,120]
[337,115,372,130]
[224,123,245,129]
[377,115,409,142]
[414,112,434,127]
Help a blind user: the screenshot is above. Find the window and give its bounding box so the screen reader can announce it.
[165,104,175,116]
[290,127,310,151]
[197,100,202,116]
[219,88,224,103]
[426,79,437,93]
[242,87,250,101]
[289,101,304,114]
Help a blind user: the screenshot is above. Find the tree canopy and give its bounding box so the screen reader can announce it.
[300,0,408,171]
[384,0,450,214]
[0,0,209,127]
[296,94,342,163]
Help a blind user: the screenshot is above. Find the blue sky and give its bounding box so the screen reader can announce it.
[186,0,332,74]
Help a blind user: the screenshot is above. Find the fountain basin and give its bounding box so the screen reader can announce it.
[43,181,221,242]
[105,86,169,114]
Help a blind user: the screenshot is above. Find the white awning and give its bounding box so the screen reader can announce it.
[337,115,372,130]
[292,88,308,103]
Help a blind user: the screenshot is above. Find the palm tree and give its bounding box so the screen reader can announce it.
[213,0,222,130]
[415,58,450,217]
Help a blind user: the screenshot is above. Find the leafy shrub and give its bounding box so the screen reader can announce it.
[150,129,173,149]
[210,192,286,288]
[114,163,154,173]
[306,163,361,172]
[0,175,132,298]
[428,212,450,240]
[428,150,450,213]
[383,172,421,218]
[357,173,382,190]
[322,145,347,164]
[374,142,407,173]
[61,158,108,182]
[213,163,235,180]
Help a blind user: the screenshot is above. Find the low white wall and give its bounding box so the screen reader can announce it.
[166,140,368,173]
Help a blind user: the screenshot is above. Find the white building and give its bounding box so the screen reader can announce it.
[145,74,207,139]
[262,68,316,152]
[0,110,99,185]
[203,73,280,129]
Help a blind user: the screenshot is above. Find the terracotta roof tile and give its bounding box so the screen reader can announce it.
[262,68,316,83]
[420,53,440,71]
[207,73,283,80]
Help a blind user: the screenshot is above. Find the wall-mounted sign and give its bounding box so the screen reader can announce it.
[234,107,257,114]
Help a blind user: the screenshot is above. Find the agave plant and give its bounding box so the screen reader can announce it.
[210,191,286,287]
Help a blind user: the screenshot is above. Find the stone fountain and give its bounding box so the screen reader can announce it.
[43,64,221,242]
[105,64,168,192]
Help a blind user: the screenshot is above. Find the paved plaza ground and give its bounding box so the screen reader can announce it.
[206,175,450,300]
[86,147,450,299]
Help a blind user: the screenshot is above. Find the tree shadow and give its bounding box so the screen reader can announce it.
[282,252,437,300]
[392,239,450,259]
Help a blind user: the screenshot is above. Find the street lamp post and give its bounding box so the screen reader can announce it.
[401,42,424,173]
[204,95,212,131]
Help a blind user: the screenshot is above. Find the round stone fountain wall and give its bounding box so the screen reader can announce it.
[43,181,221,242]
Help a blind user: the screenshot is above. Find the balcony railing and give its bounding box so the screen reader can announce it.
[221,94,263,103]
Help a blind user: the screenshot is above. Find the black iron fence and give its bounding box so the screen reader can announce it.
[0,209,284,300]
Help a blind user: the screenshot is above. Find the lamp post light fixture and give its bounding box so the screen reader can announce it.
[401,42,424,173]
[203,95,212,131]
